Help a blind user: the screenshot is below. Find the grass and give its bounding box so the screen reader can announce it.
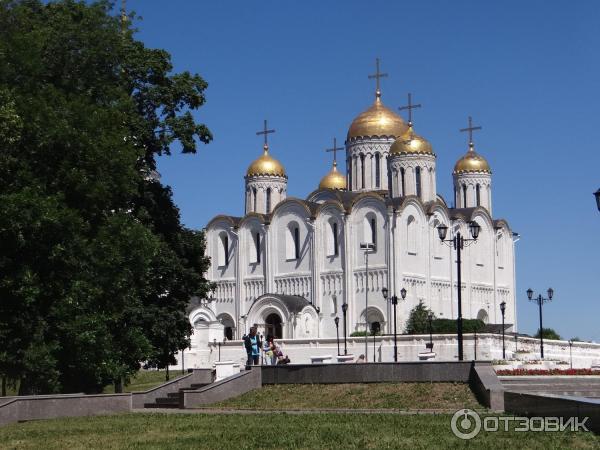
[0,412,597,449]
[102,370,183,394]
[211,383,481,411]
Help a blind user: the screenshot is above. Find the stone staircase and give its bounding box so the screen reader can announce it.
[143,382,211,409]
[499,376,600,399]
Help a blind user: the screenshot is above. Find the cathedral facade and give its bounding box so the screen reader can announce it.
[191,78,517,350]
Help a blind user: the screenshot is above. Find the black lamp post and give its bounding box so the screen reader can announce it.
[500,301,506,360]
[594,188,600,212]
[568,340,573,369]
[381,286,407,362]
[527,287,554,359]
[437,221,481,361]
[341,302,348,355]
[426,311,434,351]
[334,317,340,356]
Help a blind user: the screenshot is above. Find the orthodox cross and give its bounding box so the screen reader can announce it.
[325,137,343,165]
[368,58,388,97]
[398,93,422,125]
[256,119,275,148]
[459,116,482,146]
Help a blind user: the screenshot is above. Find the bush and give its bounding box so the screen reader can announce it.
[534,328,561,340]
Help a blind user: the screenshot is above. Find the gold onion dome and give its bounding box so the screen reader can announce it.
[453,143,491,174]
[319,161,347,190]
[390,125,434,156]
[347,93,408,140]
[246,144,286,177]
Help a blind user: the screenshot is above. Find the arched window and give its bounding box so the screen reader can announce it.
[252,188,257,212]
[415,167,422,198]
[266,188,272,213]
[462,184,467,207]
[333,222,339,256]
[254,232,261,264]
[286,223,300,260]
[400,168,406,196]
[476,184,481,206]
[375,153,381,188]
[407,216,417,255]
[363,214,377,247]
[360,154,365,189]
[218,232,229,267]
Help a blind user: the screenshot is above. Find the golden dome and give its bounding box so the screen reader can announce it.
[389,126,434,156]
[246,144,286,177]
[347,94,408,140]
[453,144,491,174]
[319,161,347,190]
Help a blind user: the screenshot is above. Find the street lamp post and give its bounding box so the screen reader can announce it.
[426,311,434,351]
[381,287,407,362]
[500,301,507,360]
[568,340,573,369]
[341,302,348,355]
[437,221,481,361]
[360,242,376,362]
[334,317,340,356]
[526,287,554,359]
[594,188,600,212]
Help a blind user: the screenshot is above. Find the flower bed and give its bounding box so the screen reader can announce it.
[496,368,599,376]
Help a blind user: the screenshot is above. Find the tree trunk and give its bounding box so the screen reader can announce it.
[1,377,6,396]
[114,377,123,393]
[165,365,169,381]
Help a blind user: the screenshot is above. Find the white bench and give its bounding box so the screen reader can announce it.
[418,351,436,361]
[336,355,355,363]
[310,355,333,364]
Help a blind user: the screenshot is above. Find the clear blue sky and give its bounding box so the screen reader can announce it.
[125,0,600,341]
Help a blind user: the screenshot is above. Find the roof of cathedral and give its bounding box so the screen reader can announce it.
[389,125,435,156]
[246,144,287,178]
[453,143,491,175]
[247,294,314,315]
[347,94,408,141]
[318,161,347,191]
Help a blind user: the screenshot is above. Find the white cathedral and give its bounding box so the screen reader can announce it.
[188,68,517,357]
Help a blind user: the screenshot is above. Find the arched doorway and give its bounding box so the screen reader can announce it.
[265,313,283,339]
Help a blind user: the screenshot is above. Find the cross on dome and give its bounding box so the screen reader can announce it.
[368,58,388,99]
[256,119,275,150]
[398,93,422,126]
[325,137,343,166]
[459,116,482,150]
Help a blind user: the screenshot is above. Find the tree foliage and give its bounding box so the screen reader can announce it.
[0,0,212,394]
[535,328,561,341]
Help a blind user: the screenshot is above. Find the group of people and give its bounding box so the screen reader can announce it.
[242,327,290,367]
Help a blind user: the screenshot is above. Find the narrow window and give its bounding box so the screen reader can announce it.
[253,188,257,212]
[255,232,261,264]
[375,154,381,188]
[476,184,481,206]
[415,167,422,198]
[371,217,376,247]
[360,154,365,189]
[221,234,229,266]
[294,227,300,260]
[400,168,406,196]
[266,188,272,213]
[333,222,339,257]
[348,157,352,190]
[462,184,467,208]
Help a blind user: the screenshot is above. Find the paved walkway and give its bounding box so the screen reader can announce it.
[133,407,486,415]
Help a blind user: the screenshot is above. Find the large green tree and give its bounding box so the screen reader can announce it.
[0,0,212,394]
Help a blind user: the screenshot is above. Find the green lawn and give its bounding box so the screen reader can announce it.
[102,370,183,394]
[0,413,597,449]
[212,383,481,411]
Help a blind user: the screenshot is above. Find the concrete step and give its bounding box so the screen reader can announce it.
[189,383,210,390]
[143,402,180,409]
[167,392,181,398]
[155,397,179,405]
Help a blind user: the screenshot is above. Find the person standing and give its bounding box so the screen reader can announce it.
[243,326,261,368]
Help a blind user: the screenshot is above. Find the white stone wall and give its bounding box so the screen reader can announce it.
[454,172,492,213]
[176,334,600,369]
[245,175,287,214]
[346,137,394,191]
[389,153,437,202]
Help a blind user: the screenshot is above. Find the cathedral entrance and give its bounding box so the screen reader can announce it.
[265,313,283,339]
